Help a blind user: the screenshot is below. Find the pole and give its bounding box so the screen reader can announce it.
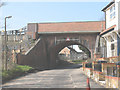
[86,77,90,90]
[4,16,12,70]
[20,30,21,52]
[55,36,56,45]
[4,17,7,70]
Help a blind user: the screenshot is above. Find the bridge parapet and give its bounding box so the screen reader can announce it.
[55,38,89,49]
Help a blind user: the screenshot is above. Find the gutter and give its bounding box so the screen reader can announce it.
[38,31,101,34]
[102,1,114,12]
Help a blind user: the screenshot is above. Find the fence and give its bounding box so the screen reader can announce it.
[83,61,120,88]
[85,63,92,68]
[0,30,35,70]
[94,63,102,72]
[107,65,119,77]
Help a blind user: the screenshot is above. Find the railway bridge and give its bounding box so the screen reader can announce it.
[17,21,105,69]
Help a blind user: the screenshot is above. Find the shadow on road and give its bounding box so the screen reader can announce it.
[2,88,110,90]
[54,60,82,70]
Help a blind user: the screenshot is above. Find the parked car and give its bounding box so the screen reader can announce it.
[116,61,120,65]
[97,60,108,63]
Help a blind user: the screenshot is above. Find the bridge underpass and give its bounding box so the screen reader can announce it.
[17,21,105,70]
[2,21,106,89]
[48,40,91,68]
[58,45,89,62]
[17,33,96,70]
[2,63,104,89]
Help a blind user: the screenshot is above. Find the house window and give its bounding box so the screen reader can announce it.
[113,12,115,17]
[111,44,114,50]
[110,7,113,13]
[110,5,115,19]
[111,37,114,42]
[110,14,112,19]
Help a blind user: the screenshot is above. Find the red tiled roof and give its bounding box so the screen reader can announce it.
[100,25,116,35]
[37,21,105,33]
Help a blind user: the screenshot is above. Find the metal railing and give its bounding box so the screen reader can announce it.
[94,63,102,72]
[85,63,92,68]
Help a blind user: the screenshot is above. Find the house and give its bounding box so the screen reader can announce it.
[100,0,120,58]
[59,46,88,60]
[59,47,70,57]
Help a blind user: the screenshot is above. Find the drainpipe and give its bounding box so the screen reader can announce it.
[55,36,56,45]
[117,33,120,56]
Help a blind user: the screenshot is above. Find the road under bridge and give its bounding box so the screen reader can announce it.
[17,21,105,69]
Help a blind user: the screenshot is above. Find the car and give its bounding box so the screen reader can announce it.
[116,61,120,65]
[97,60,108,63]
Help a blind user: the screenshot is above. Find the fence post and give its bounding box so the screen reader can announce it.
[92,61,95,70]
[118,65,120,89]
[117,65,120,77]
[101,63,104,72]
[82,62,85,71]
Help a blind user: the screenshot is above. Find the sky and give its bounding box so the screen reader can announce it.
[73,45,82,52]
[0,1,109,31]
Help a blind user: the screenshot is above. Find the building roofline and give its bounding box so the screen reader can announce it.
[102,0,115,11]
[38,31,100,34]
[100,25,116,36]
[28,21,105,24]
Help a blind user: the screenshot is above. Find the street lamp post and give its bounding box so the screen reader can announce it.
[4,16,12,70]
[19,28,22,53]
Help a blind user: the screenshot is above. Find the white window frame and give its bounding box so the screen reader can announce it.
[110,5,115,19]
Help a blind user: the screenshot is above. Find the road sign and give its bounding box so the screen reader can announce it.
[66,37,70,41]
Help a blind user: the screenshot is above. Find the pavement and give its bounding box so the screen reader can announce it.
[2,64,105,89]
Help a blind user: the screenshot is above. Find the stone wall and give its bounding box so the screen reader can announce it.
[96,56,120,63]
[83,62,120,89]
[105,76,120,88]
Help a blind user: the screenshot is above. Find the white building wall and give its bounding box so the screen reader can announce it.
[118,1,120,30]
[107,41,111,57]
[105,0,120,31]
[106,4,116,29]
[115,0,118,31]
[104,0,120,57]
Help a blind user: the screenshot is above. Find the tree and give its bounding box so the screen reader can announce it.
[0,0,5,7]
[78,45,91,58]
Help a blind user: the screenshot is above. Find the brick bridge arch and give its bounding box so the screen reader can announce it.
[18,21,105,69]
[48,40,91,68]
[18,33,98,69]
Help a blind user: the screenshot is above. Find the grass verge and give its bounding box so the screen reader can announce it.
[71,60,86,64]
[2,65,33,83]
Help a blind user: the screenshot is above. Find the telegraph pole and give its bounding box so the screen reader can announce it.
[4,17,7,70]
[4,16,12,70]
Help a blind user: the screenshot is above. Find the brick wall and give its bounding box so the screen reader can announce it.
[17,38,49,70]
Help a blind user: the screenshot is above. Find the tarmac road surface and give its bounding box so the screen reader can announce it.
[2,64,105,89]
